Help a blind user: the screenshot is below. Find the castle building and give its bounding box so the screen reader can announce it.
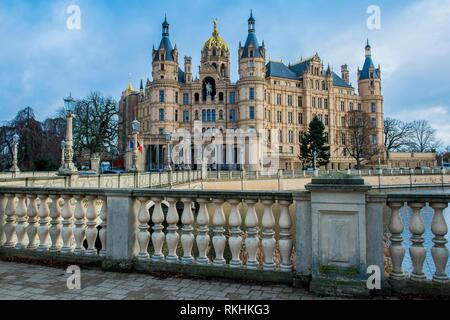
[118,13,386,172]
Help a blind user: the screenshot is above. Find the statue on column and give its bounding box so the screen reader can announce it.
[206,82,212,98]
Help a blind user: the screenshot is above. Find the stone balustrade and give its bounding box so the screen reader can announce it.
[387,194,450,283]
[0,182,449,297]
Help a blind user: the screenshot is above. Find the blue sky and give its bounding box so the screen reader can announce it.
[1,0,449,145]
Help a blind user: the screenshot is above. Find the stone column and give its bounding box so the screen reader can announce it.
[90,154,101,173]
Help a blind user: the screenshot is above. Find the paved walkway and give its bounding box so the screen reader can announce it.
[0,261,334,300]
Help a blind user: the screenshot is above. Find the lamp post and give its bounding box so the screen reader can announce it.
[60,140,66,167]
[59,93,78,176]
[10,134,20,173]
[164,133,172,171]
[130,119,140,172]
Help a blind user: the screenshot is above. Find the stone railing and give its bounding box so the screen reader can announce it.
[0,170,202,189]
[387,194,450,283]
[0,177,449,297]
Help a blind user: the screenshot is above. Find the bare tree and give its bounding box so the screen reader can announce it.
[384,118,412,159]
[407,120,441,152]
[343,111,381,168]
[72,92,119,165]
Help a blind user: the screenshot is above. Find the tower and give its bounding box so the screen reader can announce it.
[152,15,179,82]
[237,11,266,170]
[357,40,384,158]
[341,64,350,84]
[184,56,192,83]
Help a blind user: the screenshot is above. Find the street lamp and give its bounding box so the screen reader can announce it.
[130,118,140,172]
[10,134,20,173]
[58,93,78,176]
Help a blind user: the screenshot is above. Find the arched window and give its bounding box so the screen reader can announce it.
[220,64,226,77]
[202,110,206,122]
[212,110,216,122]
[219,110,223,120]
[194,93,200,103]
[207,110,211,122]
[229,109,236,122]
[219,92,224,101]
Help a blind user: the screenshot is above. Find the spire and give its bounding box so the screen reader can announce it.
[365,38,371,57]
[140,79,143,91]
[248,10,255,33]
[125,73,134,93]
[212,18,219,37]
[162,14,169,36]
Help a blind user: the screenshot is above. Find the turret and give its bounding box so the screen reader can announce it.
[358,39,381,96]
[152,15,179,82]
[341,64,349,84]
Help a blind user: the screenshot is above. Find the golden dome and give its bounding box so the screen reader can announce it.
[203,19,229,52]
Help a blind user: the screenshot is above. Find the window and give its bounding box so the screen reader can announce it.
[277,111,282,123]
[249,88,255,100]
[358,103,362,111]
[289,146,294,154]
[298,131,303,143]
[219,110,223,120]
[175,110,178,122]
[183,93,189,105]
[325,132,329,144]
[288,95,292,106]
[278,130,283,143]
[349,102,354,111]
[371,103,376,113]
[279,146,283,154]
[298,96,303,107]
[312,97,316,108]
[207,110,212,122]
[288,112,293,124]
[161,63,165,71]
[298,113,303,125]
[325,114,329,126]
[159,109,165,121]
[183,111,189,123]
[249,106,255,120]
[229,109,236,122]
[340,101,345,112]
[324,99,328,109]
[371,118,376,128]
[219,92,224,102]
[159,90,165,103]
[195,93,200,103]
[372,134,377,145]
[250,50,254,58]
[277,94,282,105]
[341,133,346,145]
[175,92,178,104]
[229,92,236,104]
[202,110,206,122]
[288,130,293,143]
[341,117,346,127]
[194,110,199,120]
[212,110,216,122]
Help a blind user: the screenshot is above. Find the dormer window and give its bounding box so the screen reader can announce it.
[250,50,254,57]
[160,53,165,60]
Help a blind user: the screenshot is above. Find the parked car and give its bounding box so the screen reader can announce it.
[102,169,126,175]
[78,171,97,176]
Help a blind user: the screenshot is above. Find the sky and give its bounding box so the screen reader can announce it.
[0,0,449,146]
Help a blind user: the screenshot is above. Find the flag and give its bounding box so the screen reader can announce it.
[129,140,134,150]
[138,142,143,153]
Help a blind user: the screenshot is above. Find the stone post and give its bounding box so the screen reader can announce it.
[300,174,381,296]
[90,153,101,173]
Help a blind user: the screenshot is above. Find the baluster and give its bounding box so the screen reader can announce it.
[151,197,165,261]
[196,198,210,265]
[137,197,150,260]
[85,196,99,255]
[98,196,107,256]
[181,198,195,264]
[4,194,16,248]
[388,202,406,280]
[245,199,260,269]
[37,195,50,251]
[73,195,86,254]
[278,200,293,272]
[212,198,226,266]
[228,199,242,268]
[409,202,426,281]
[15,194,28,249]
[261,199,276,270]
[61,195,74,254]
[0,194,5,246]
[26,195,39,249]
[165,197,179,262]
[430,202,449,283]
[49,195,62,252]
